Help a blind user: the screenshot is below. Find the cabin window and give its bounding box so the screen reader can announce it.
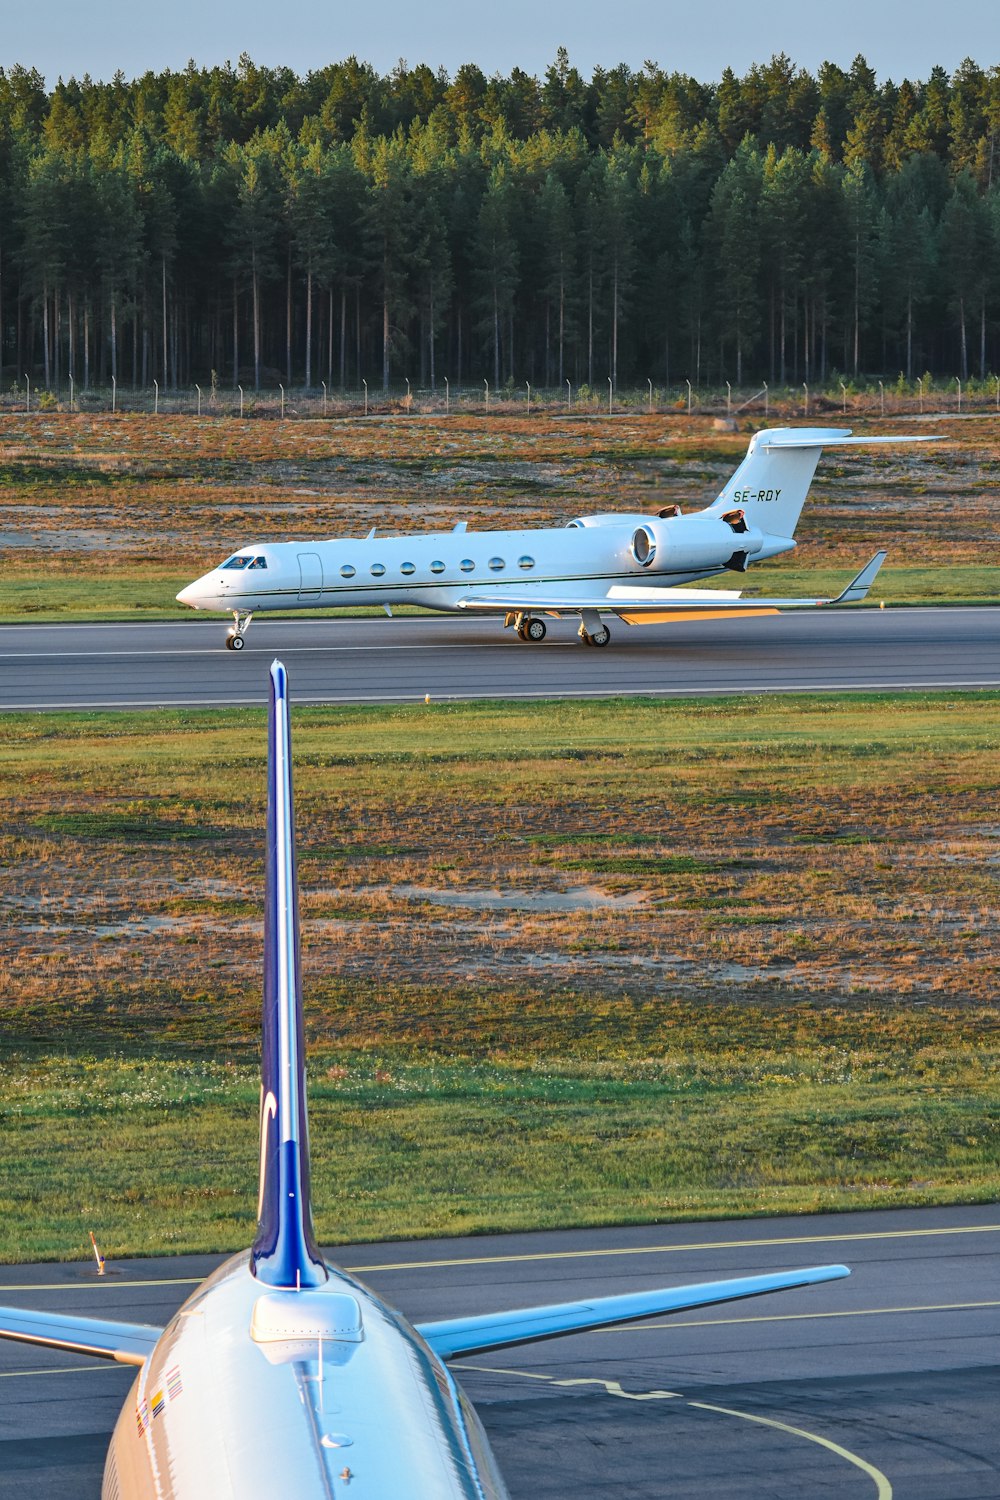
[430,560,446,574]
[340,564,356,579]
[460,559,475,573]
[221,555,252,570]
[400,562,416,576]
[248,556,268,570]
[370,562,386,577]
[518,555,535,570]
[488,557,505,572]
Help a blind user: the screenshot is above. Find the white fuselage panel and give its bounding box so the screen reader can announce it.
[104,1254,509,1499]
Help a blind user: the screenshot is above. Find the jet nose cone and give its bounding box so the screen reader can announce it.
[176,582,201,607]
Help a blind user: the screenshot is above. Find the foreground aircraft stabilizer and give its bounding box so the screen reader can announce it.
[0,664,850,1497]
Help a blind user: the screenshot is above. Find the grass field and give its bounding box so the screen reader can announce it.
[1,692,997,1260]
[1,409,998,621]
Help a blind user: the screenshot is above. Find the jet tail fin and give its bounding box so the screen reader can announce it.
[708,428,938,538]
[251,661,327,1289]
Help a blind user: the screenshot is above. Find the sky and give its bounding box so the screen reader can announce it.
[1,0,997,87]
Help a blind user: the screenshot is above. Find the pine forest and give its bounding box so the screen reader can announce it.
[2,49,1000,396]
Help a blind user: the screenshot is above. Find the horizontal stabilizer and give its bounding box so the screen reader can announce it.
[417,1263,850,1360]
[760,431,940,449]
[0,1305,162,1366]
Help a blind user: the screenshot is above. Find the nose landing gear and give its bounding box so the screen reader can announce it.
[225,611,253,651]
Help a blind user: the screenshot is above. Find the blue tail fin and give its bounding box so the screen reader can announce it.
[251,661,327,1289]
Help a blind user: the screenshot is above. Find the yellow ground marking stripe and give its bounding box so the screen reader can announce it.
[0,1277,200,1293]
[597,1298,1000,1333]
[689,1401,892,1499]
[460,1365,683,1400]
[351,1220,1000,1272]
[1,1221,997,1293]
[460,1364,892,1496]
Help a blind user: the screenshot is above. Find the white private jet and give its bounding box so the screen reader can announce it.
[0,662,850,1499]
[177,426,935,650]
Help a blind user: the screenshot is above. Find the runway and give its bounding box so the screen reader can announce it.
[0,607,998,710]
[2,1203,998,1498]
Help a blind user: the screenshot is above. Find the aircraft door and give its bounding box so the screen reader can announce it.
[297,552,323,600]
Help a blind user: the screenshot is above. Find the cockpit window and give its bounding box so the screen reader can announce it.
[222,555,252,570]
[248,556,268,570]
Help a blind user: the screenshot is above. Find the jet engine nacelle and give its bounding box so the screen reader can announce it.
[630,511,765,573]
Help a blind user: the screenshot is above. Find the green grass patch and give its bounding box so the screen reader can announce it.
[1,688,998,1259]
[1,1027,998,1260]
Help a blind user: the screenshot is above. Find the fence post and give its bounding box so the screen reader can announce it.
[526,380,530,410]
[279,383,285,419]
[238,384,244,418]
[686,378,693,415]
[647,377,653,413]
[918,376,923,412]
[321,380,327,416]
[154,379,159,415]
[802,381,808,416]
[956,377,962,413]
[444,376,449,413]
[24,374,29,413]
[69,374,74,412]
[362,378,368,416]
[726,380,732,416]
[112,375,116,414]
[608,376,614,415]
[840,380,847,414]
[763,381,768,418]
[484,379,489,410]
[195,383,202,416]
[879,379,884,417]
[566,379,571,412]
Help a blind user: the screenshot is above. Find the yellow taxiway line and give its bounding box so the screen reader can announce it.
[1,1220,997,1294]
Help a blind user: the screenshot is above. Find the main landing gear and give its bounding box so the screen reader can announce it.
[225,611,253,651]
[516,617,547,643]
[578,622,611,648]
[506,612,547,643]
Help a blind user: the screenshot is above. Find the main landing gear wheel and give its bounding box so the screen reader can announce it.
[580,625,611,647]
[226,632,245,651]
[526,618,547,642]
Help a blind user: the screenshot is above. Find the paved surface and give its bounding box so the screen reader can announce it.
[0,608,998,710]
[1,1204,998,1497]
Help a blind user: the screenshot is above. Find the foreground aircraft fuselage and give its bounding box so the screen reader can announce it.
[105,1253,508,1498]
[176,426,936,649]
[0,664,850,1498]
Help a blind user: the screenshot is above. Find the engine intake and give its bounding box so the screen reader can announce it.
[632,513,765,573]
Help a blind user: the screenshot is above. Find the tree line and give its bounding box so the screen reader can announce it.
[1,49,999,392]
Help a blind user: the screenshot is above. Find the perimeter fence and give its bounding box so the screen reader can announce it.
[2,375,1000,421]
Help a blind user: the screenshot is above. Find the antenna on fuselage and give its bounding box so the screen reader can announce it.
[250,661,327,1290]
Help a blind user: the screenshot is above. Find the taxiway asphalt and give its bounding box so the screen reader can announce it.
[2,1203,998,1498]
[0,607,998,710]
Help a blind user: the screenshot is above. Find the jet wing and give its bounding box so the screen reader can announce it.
[416,1263,849,1360]
[0,1305,162,1366]
[454,553,886,624]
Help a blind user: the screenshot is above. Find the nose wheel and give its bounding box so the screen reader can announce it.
[225,611,253,650]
